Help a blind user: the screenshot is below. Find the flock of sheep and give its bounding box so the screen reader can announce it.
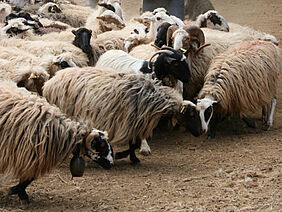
[0,0,281,204]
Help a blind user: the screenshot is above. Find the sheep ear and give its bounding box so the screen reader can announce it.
[72,29,77,35]
[89,30,92,35]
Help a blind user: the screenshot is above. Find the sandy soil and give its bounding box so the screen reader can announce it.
[0,0,281,211]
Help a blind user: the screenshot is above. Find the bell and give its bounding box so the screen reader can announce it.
[70,156,85,177]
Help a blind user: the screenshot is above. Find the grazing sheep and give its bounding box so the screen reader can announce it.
[184,0,215,21]
[0,80,114,203]
[42,67,197,163]
[189,40,281,138]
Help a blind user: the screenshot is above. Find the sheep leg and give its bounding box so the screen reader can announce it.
[9,178,34,203]
[262,98,277,131]
[115,150,130,159]
[139,139,151,156]
[242,116,256,128]
[129,139,141,164]
[207,116,224,139]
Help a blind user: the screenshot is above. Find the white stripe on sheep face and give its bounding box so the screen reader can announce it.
[196,95,220,134]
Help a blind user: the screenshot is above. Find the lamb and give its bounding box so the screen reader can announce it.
[188,40,281,138]
[42,67,197,164]
[0,80,114,203]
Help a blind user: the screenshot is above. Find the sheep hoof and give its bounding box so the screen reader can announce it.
[130,157,140,165]
[139,148,151,156]
[115,150,130,160]
[242,117,256,128]
[8,186,30,204]
[262,122,271,131]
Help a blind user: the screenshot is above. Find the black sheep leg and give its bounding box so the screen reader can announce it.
[9,178,34,203]
[207,116,224,139]
[129,138,141,164]
[242,116,256,128]
[115,139,141,164]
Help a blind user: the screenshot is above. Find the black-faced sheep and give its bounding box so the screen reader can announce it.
[42,67,198,164]
[0,80,114,203]
[188,40,281,138]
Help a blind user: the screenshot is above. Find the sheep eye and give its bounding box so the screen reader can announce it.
[156,17,161,21]
[134,29,139,34]
[204,106,213,121]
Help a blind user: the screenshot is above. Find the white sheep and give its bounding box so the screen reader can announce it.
[190,40,281,138]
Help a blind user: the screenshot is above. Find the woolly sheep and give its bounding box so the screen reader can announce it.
[0,80,114,203]
[0,36,88,67]
[42,67,197,164]
[189,40,281,138]
[165,25,279,100]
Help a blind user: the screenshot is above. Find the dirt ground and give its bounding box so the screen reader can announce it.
[0,0,282,211]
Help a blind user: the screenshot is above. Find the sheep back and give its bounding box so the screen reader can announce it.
[198,40,281,116]
[43,67,183,144]
[0,80,88,181]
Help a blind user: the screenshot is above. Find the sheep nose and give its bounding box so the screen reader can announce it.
[200,129,206,134]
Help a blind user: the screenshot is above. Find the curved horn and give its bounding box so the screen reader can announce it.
[148,49,175,69]
[166,24,179,47]
[85,130,99,154]
[183,25,205,47]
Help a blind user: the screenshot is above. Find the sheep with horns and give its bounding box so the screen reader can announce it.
[0,80,114,203]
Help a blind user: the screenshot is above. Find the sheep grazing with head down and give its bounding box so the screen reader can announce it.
[184,0,215,21]
[0,80,114,203]
[42,67,198,164]
[188,40,281,138]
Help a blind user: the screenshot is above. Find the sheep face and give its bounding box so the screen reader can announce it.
[185,96,220,136]
[153,49,190,83]
[174,101,202,137]
[154,22,172,48]
[48,5,62,13]
[72,28,93,54]
[85,129,114,169]
[198,10,229,32]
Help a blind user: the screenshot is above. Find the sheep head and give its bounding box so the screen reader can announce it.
[167,25,209,55]
[173,100,203,137]
[97,10,125,31]
[154,22,172,48]
[84,129,114,169]
[72,27,93,54]
[149,46,191,85]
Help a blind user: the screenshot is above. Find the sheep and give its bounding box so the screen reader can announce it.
[95,47,190,155]
[188,40,281,138]
[0,2,12,23]
[0,36,89,68]
[195,10,229,32]
[0,80,114,203]
[165,25,279,101]
[124,23,149,52]
[0,46,76,91]
[71,27,125,66]
[95,48,190,88]
[85,0,125,37]
[184,0,215,21]
[42,67,197,164]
